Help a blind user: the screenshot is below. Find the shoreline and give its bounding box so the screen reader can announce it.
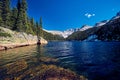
[0,27,48,51]
[0,42,37,51]
[0,39,48,51]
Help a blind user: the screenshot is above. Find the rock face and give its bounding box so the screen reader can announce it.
[0,27,48,50]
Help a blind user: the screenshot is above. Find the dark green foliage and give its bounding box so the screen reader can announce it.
[21,0,28,32]
[11,0,34,35]
[0,0,3,26]
[15,0,28,32]
[30,18,36,34]
[0,32,11,37]
[26,17,34,34]
[36,21,40,40]
[0,16,2,25]
[1,0,10,27]
[13,0,22,31]
[10,7,18,30]
[39,17,43,37]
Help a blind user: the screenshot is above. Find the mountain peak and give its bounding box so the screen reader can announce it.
[111,11,120,20]
[80,25,92,31]
[94,20,109,27]
[45,26,92,38]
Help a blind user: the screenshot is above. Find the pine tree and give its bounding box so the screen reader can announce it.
[14,0,22,31]
[26,17,34,34]
[10,7,18,30]
[21,0,28,32]
[1,0,10,27]
[15,0,28,32]
[0,0,3,26]
[36,22,40,40]
[39,17,43,37]
[30,18,36,34]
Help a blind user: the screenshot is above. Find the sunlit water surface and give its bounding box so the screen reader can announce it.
[0,41,120,80]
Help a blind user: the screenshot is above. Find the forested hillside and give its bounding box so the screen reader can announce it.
[0,0,64,41]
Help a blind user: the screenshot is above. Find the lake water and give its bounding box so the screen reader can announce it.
[0,41,120,80]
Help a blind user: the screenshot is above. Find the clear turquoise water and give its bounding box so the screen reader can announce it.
[0,41,120,80]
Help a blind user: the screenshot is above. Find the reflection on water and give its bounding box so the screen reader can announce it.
[5,59,28,75]
[0,41,120,80]
[0,44,86,80]
[0,45,36,66]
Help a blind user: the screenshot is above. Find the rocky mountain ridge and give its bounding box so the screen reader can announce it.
[45,25,92,38]
[67,11,120,41]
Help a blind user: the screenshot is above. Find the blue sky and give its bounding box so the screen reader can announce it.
[11,0,120,31]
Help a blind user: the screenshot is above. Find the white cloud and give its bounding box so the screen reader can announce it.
[85,13,95,18]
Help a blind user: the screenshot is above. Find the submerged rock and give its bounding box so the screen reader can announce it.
[2,62,87,80]
[5,60,28,75]
[17,64,87,80]
[40,57,58,63]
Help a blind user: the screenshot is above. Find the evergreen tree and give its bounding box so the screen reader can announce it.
[21,0,28,32]
[0,0,64,41]
[0,0,3,26]
[26,17,34,34]
[15,0,28,32]
[1,0,10,27]
[30,18,36,34]
[10,7,18,29]
[39,17,43,37]
[14,0,22,31]
[36,22,40,40]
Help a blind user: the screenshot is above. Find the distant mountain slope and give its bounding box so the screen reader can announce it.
[96,12,120,41]
[80,25,92,31]
[45,25,91,38]
[42,30,64,41]
[67,27,98,41]
[94,20,109,27]
[67,11,120,41]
